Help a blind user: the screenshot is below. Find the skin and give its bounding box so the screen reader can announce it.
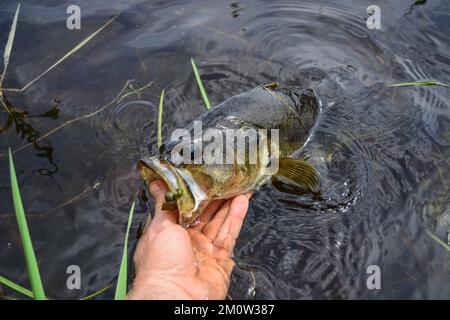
[127,180,252,300]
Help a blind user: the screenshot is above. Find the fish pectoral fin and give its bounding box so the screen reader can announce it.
[274,158,320,191]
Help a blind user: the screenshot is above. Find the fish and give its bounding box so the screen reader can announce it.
[138,82,321,225]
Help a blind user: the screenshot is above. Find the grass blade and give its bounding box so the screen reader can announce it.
[114,200,135,300]
[0,4,20,115]
[8,148,46,300]
[80,283,114,300]
[0,13,119,93]
[0,275,34,299]
[191,58,211,109]
[427,230,450,252]
[387,80,448,87]
[0,4,20,88]
[157,89,165,148]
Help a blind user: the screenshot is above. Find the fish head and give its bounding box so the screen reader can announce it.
[138,164,241,226]
[138,127,271,225]
[138,155,211,226]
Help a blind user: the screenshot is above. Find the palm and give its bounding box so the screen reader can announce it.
[128,181,250,300]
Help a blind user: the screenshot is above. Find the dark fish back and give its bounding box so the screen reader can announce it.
[186,85,320,156]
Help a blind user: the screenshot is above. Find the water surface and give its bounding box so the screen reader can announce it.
[0,0,449,299]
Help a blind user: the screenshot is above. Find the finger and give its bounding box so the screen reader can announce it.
[148,180,178,229]
[213,194,250,254]
[143,180,167,232]
[192,199,226,232]
[202,200,232,240]
[202,193,252,240]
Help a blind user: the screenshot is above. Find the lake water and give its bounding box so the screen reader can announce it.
[0,0,449,299]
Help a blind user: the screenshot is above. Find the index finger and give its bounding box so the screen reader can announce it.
[213,193,251,253]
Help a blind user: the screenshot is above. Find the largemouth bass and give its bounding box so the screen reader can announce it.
[138,83,320,225]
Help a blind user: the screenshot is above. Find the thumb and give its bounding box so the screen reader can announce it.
[148,180,179,228]
[149,180,169,208]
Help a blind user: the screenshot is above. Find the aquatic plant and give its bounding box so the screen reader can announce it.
[0,275,34,299]
[191,58,211,109]
[114,201,135,300]
[1,150,121,300]
[157,89,165,148]
[80,283,114,300]
[0,4,20,114]
[156,60,210,148]
[387,80,448,87]
[0,4,129,300]
[0,9,120,94]
[427,230,450,252]
[8,149,46,300]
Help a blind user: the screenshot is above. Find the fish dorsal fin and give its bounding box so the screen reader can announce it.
[274,158,320,191]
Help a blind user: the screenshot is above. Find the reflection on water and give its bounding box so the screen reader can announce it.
[0,0,449,299]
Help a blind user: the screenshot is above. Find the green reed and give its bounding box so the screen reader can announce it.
[0,4,127,300]
[191,58,211,109]
[157,89,165,148]
[114,200,135,300]
[7,148,46,300]
[387,80,448,87]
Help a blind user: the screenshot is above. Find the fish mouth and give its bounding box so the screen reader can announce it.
[138,156,207,225]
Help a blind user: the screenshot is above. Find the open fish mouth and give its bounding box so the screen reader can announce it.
[138,156,207,225]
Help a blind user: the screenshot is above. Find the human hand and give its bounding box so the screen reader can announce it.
[127,180,251,300]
